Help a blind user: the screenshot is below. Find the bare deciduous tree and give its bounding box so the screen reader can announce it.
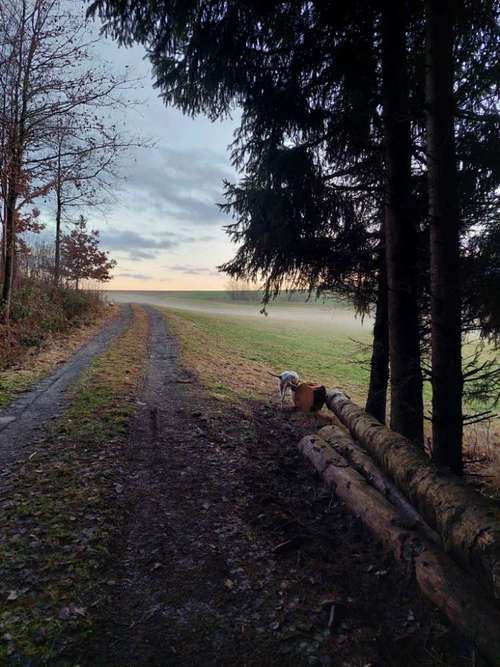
[0,0,140,319]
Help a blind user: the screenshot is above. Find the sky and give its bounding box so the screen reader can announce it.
[50,3,241,291]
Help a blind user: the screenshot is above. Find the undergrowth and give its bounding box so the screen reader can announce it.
[0,278,104,370]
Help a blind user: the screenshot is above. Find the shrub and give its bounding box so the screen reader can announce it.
[0,278,105,370]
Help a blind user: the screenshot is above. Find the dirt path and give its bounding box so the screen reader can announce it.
[0,304,132,474]
[82,306,465,667]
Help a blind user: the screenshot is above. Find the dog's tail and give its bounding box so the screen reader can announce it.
[267,371,281,378]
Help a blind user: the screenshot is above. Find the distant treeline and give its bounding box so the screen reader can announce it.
[225,280,344,305]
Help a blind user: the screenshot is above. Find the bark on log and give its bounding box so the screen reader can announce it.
[298,432,500,666]
[325,389,500,601]
[318,425,439,545]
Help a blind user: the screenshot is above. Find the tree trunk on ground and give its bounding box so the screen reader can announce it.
[381,1,424,445]
[365,242,389,423]
[425,0,463,475]
[318,424,439,544]
[325,390,500,601]
[299,431,500,666]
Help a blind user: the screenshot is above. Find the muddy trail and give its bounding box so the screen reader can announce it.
[77,305,466,667]
[0,304,132,476]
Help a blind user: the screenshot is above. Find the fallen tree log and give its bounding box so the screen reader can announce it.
[325,390,500,601]
[299,432,500,666]
[318,425,440,545]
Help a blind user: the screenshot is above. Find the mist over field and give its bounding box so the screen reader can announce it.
[105,290,373,332]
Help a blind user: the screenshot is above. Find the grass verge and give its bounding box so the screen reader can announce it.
[0,304,149,664]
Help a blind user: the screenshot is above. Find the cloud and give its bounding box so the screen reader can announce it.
[116,272,153,280]
[123,146,236,226]
[127,249,158,261]
[100,228,216,258]
[168,264,221,277]
[101,229,179,251]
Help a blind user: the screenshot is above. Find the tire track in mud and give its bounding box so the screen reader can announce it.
[0,304,133,473]
[86,304,186,665]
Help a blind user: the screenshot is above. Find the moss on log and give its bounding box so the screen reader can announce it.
[325,389,500,601]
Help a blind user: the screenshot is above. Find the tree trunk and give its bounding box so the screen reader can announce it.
[298,432,500,666]
[1,197,7,274]
[1,193,17,323]
[381,1,424,445]
[365,241,389,423]
[1,205,5,275]
[54,134,63,285]
[54,193,62,285]
[325,389,500,601]
[425,0,463,475]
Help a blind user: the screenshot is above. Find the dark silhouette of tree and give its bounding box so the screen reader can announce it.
[381,1,424,443]
[88,0,403,430]
[365,232,389,424]
[425,0,463,473]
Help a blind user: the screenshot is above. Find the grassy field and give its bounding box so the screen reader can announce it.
[107,289,350,307]
[162,302,499,483]
[163,305,373,403]
[106,290,355,323]
[108,291,499,454]
[109,289,496,408]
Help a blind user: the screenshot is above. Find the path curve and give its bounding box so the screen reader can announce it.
[0,304,132,471]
